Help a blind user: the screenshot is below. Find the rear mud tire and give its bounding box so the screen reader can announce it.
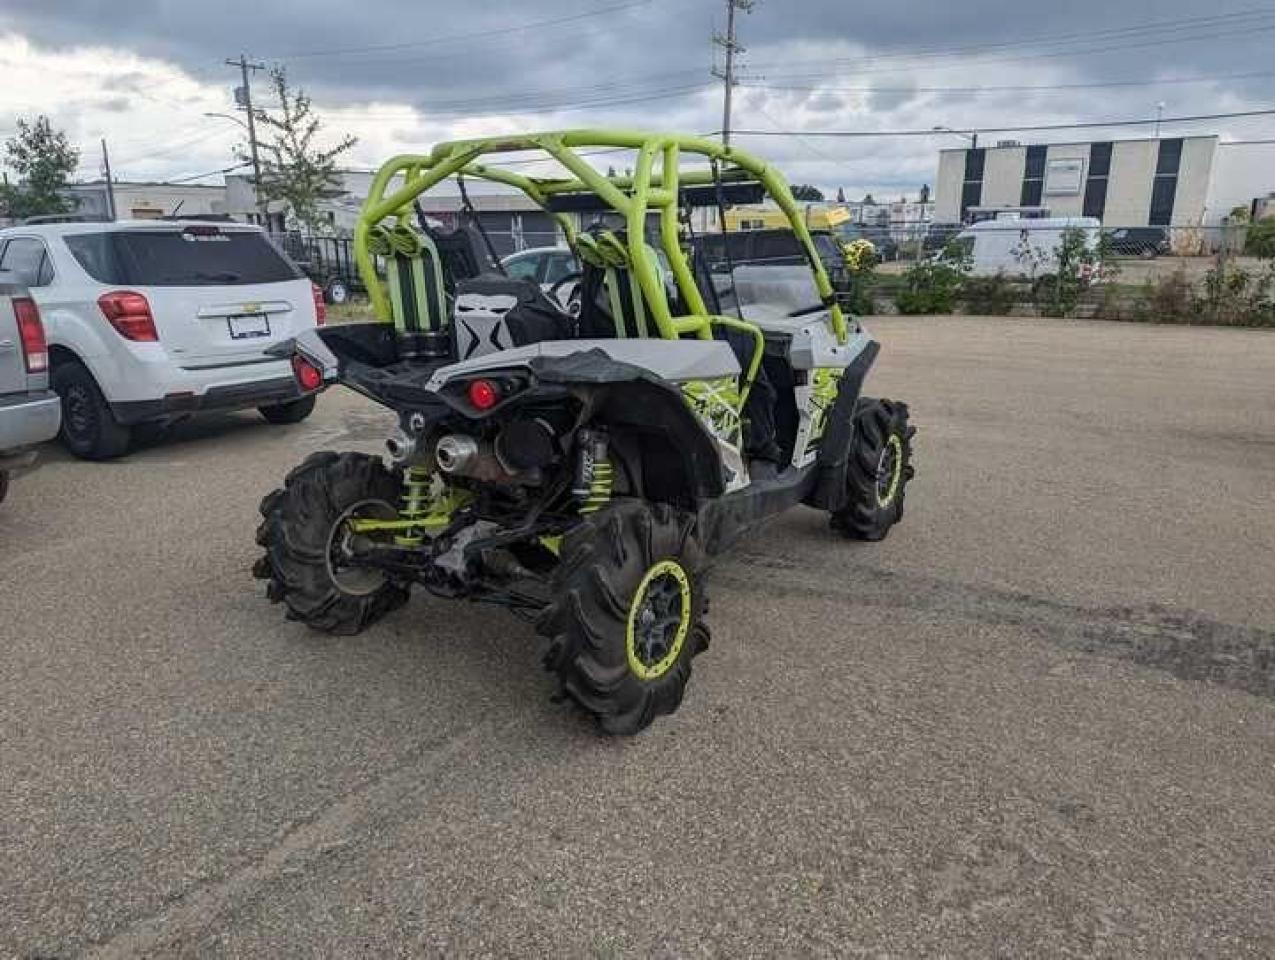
[831,398,915,541]
[537,500,710,735]
[254,451,409,635]
[259,394,317,425]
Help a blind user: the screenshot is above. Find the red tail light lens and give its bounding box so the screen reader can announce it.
[13,297,47,373]
[311,282,326,326]
[466,378,500,411]
[292,354,325,392]
[98,291,158,342]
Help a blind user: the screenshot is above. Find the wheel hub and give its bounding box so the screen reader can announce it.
[626,560,691,681]
[875,434,904,507]
[326,499,398,596]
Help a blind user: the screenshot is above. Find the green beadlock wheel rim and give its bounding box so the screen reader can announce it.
[626,559,691,681]
[876,434,904,508]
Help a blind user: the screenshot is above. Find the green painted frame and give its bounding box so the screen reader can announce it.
[353,129,850,345]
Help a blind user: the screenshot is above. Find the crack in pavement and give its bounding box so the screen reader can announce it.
[720,551,1275,701]
[81,716,513,960]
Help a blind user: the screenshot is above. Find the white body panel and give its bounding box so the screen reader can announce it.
[0,220,318,411]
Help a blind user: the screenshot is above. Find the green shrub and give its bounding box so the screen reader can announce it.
[1245,220,1275,259]
[894,248,969,315]
[960,272,1017,315]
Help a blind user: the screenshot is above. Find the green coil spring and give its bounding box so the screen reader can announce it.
[579,460,614,515]
[395,465,432,545]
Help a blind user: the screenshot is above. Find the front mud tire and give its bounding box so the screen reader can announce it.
[538,501,710,735]
[831,398,916,541]
[253,451,409,635]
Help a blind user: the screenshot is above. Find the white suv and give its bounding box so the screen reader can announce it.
[0,219,324,459]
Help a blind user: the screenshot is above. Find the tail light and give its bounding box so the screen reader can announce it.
[292,354,325,392]
[13,297,48,373]
[311,283,326,326]
[98,291,158,342]
[466,378,501,411]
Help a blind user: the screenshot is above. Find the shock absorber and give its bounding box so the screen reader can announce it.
[396,465,432,546]
[573,429,613,514]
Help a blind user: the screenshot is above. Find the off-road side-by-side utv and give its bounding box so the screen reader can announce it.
[254,130,915,734]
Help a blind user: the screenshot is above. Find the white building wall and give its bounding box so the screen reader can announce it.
[1204,141,1275,223]
[1172,137,1217,225]
[1042,143,1090,217]
[934,150,965,222]
[980,146,1026,208]
[1103,140,1157,226]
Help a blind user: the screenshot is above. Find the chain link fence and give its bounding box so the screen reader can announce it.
[861,221,1275,325]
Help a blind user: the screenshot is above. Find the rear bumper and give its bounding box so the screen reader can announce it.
[111,376,305,425]
[0,390,61,456]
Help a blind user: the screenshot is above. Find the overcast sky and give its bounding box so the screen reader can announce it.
[1,0,1273,200]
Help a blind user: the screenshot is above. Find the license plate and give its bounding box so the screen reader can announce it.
[228,314,271,339]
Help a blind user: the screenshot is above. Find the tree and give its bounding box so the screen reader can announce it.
[244,67,357,233]
[0,115,80,220]
[790,183,824,202]
[919,183,931,204]
[836,187,846,203]
[862,193,876,205]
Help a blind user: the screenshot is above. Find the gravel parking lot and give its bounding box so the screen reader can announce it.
[2,316,1273,957]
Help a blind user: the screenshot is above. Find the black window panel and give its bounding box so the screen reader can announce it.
[1089,142,1113,177]
[1155,138,1183,176]
[963,148,985,181]
[65,229,301,285]
[1083,177,1109,219]
[0,238,52,287]
[1024,145,1047,179]
[1149,176,1177,226]
[1021,178,1044,207]
[960,181,983,216]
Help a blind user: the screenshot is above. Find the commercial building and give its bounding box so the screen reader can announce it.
[934,136,1275,231]
[63,180,227,221]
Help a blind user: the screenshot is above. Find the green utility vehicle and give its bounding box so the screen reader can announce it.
[254,130,915,734]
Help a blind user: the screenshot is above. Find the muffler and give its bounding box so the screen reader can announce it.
[435,435,480,475]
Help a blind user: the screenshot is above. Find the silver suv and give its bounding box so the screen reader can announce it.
[0,279,60,503]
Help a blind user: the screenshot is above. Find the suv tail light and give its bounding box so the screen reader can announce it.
[13,297,48,373]
[311,283,326,326]
[98,291,158,342]
[292,354,325,392]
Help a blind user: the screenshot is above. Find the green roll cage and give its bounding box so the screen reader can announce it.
[353,130,850,400]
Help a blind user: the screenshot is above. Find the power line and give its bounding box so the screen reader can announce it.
[727,106,1275,138]
[266,0,651,59]
[165,161,252,184]
[755,20,1275,84]
[748,7,1275,76]
[739,70,1275,97]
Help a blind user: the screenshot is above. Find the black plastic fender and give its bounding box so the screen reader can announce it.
[806,339,880,511]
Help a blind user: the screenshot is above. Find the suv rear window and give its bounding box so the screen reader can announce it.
[64,228,302,286]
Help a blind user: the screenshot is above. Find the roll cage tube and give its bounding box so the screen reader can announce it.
[353,130,850,345]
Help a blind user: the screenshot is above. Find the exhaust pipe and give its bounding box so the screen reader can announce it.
[435,434,480,475]
[385,431,416,464]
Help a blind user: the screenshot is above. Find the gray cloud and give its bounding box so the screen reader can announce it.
[1,0,1272,195]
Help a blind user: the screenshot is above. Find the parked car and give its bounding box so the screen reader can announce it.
[0,279,60,503]
[1104,226,1170,258]
[0,220,325,460]
[501,246,581,314]
[945,217,1102,277]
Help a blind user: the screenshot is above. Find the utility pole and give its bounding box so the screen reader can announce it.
[225,54,265,221]
[100,138,116,221]
[712,0,754,148]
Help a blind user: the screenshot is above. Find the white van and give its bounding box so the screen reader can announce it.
[948,217,1102,277]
